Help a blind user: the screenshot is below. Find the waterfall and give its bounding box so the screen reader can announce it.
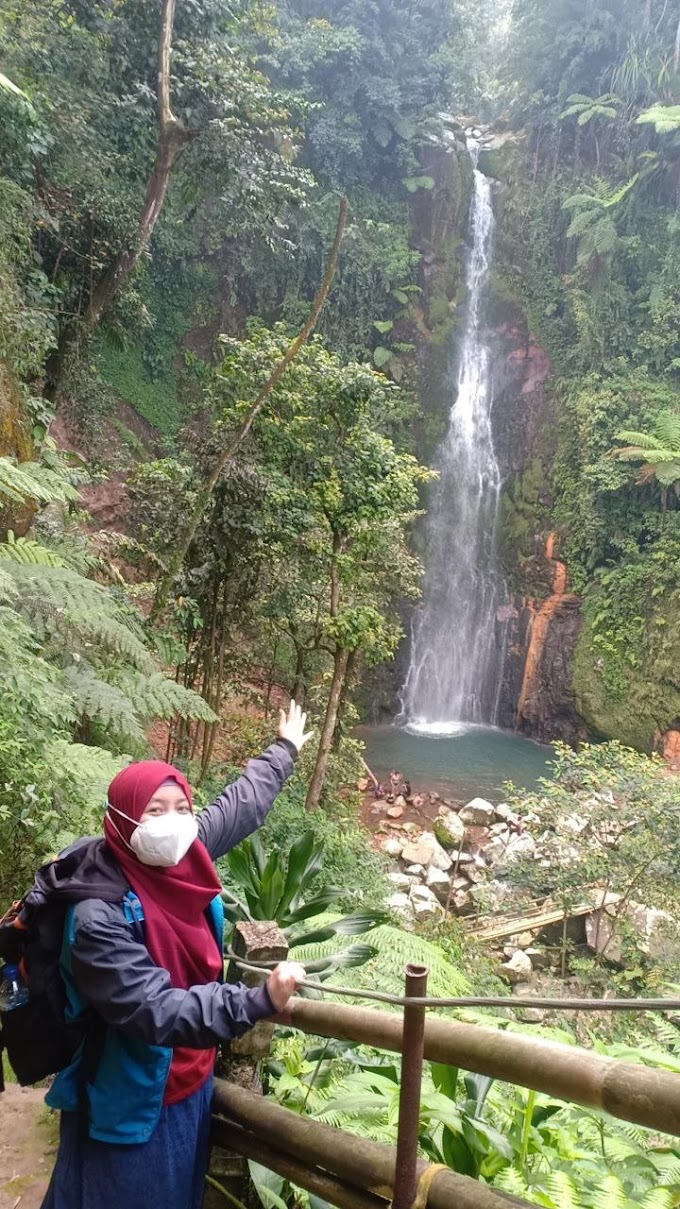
[401,142,508,731]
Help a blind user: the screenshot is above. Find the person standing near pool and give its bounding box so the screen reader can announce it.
[40,700,311,1209]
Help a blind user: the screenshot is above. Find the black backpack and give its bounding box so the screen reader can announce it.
[0,897,86,1088]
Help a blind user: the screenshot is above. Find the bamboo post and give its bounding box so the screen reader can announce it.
[392,965,428,1209]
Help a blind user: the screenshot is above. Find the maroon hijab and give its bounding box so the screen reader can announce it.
[104,761,223,1102]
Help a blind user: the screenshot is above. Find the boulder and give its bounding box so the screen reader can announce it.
[434,809,466,848]
[401,841,432,866]
[494,803,519,824]
[451,888,474,915]
[413,898,444,922]
[380,837,403,858]
[394,795,407,809]
[561,813,589,836]
[482,836,509,865]
[489,822,510,837]
[387,872,414,892]
[586,902,680,964]
[517,1004,547,1024]
[448,849,474,865]
[409,883,439,904]
[460,798,495,826]
[387,892,412,914]
[525,947,552,970]
[510,932,535,948]
[402,832,453,872]
[451,875,471,891]
[426,866,451,903]
[500,950,533,984]
[405,864,426,877]
[496,833,537,868]
[387,805,404,819]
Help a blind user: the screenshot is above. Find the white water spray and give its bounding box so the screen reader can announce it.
[402,143,508,730]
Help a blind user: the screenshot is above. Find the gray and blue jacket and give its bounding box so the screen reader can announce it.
[40,740,295,1144]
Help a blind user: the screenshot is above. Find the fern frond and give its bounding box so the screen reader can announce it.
[0,457,80,506]
[292,922,470,1005]
[637,104,680,133]
[0,533,69,566]
[108,668,218,724]
[543,1170,580,1209]
[566,209,600,238]
[615,431,661,449]
[63,665,145,745]
[4,565,155,671]
[591,1173,626,1209]
[45,738,129,840]
[639,1190,675,1209]
[654,412,680,452]
[492,1168,532,1197]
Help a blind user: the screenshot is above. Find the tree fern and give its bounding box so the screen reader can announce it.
[0,532,70,566]
[108,668,218,723]
[637,105,680,134]
[0,456,80,507]
[292,922,470,1004]
[560,93,620,125]
[3,564,157,671]
[64,665,146,746]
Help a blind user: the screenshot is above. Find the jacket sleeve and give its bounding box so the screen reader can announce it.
[70,902,275,1048]
[197,739,296,860]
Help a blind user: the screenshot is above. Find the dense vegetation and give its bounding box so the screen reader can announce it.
[1,1,680,1206]
[495,0,680,749]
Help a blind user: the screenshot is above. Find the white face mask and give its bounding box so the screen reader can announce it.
[107,804,198,867]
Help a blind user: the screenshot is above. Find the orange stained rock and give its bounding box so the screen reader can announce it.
[515,532,573,728]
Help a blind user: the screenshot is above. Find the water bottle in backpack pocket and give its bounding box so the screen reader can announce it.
[0,963,29,1010]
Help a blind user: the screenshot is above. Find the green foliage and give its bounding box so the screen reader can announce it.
[560,94,621,126]
[0,527,216,892]
[221,829,384,981]
[613,409,680,492]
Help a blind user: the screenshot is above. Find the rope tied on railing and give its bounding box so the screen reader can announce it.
[410,1164,449,1209]
[226,948,680,1013]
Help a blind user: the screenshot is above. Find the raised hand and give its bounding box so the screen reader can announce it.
[278,698,314,754]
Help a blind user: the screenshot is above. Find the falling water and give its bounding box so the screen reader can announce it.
[402,143,508,729]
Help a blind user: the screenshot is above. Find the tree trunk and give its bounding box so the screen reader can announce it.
[47,0,191,402]
[332,649,356,752]
[305,647,350,812]
[149,196,347,623]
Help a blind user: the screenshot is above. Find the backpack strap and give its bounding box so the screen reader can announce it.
[122,891,145,940]
[78,893,143,1133]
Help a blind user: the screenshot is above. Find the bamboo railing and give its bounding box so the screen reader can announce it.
[209,921,680,1209]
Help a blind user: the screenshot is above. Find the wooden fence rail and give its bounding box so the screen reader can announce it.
[280,996,680,1137]
[212,1082,534,1209]
[208,920,680,1209]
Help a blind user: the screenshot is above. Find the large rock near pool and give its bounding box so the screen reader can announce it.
[460,798,495,826]
[434,809,465,847]
[401,832,453,871]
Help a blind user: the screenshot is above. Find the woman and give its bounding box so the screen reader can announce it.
[41,700,311,1209]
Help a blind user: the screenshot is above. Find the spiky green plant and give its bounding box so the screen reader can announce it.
[612,409,680,505]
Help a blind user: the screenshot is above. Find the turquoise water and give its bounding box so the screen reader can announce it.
[356,723,555,803]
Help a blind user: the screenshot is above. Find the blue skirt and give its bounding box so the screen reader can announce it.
[42,1076,213,1209]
